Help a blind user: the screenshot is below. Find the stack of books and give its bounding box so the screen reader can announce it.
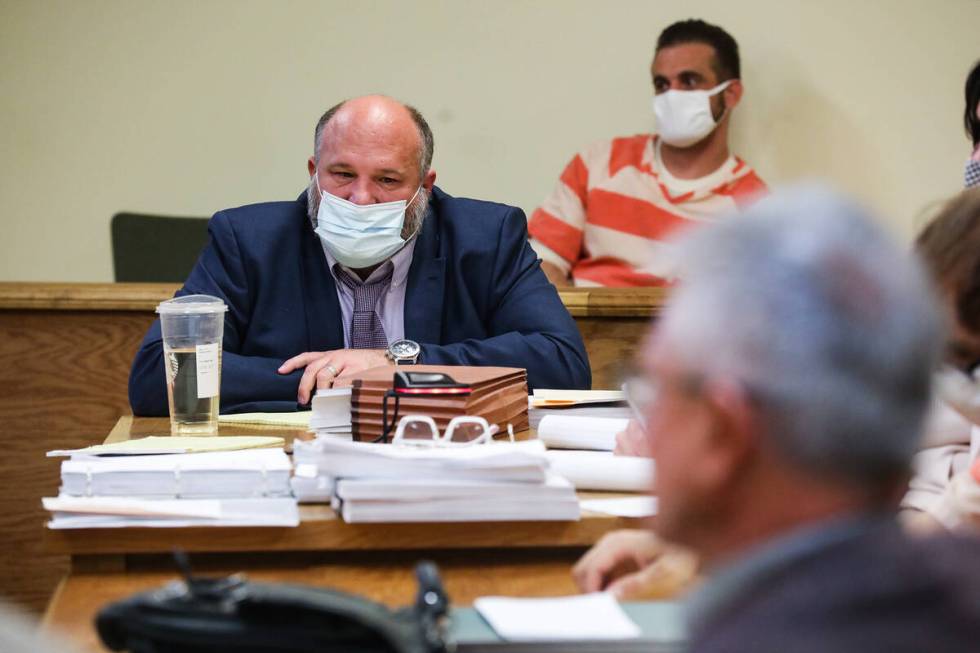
[291,437,580,523]
[349,365,529,442]
[43,436,299,528]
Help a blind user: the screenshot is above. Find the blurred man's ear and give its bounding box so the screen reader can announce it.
[696,380,757,491]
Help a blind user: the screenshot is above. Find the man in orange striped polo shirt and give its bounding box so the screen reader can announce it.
[529,19,767,287]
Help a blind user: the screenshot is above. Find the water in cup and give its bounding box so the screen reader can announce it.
[156,295,228,435]
[164,346,221,433]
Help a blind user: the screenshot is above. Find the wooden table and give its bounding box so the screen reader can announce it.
[0,282,664,613]
[41,417,647,652]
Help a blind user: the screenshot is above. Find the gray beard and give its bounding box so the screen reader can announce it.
[307,180,430,241]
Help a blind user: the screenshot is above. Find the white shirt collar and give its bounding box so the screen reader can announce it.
[322,236,418,289]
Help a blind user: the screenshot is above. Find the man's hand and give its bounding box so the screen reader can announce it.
[614,419,651,457]
[572,529,698,599]
[278,349,391,404]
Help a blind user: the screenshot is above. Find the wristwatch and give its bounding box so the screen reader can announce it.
[386,339,421,365]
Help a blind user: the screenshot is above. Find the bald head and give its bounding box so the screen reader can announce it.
[313,95,434,178]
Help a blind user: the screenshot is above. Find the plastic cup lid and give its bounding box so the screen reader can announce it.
[156,294,228,315]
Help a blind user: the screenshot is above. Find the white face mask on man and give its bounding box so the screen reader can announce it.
[312,173,422,270]
[652,80,732,148]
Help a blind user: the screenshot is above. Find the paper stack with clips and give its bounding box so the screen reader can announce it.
[43,436,299,528]
[292,437,580,523]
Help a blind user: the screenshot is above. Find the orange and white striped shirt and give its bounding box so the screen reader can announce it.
[528,134,767,287]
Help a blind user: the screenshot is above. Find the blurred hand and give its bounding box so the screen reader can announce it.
[278,349,390,404]
[614,419,651,457]
[572,529,698,599]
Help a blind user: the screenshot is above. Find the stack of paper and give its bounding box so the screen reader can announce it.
[527,389,629,431]
[349,365,528,442]
[43,438,299,528]
[58,449,293,498]
[537,415,630,451]
[310,387,353,436]
[292,437,579,522]
[218,412,311,429]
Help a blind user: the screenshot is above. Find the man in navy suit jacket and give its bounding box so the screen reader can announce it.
[129,95,590,415]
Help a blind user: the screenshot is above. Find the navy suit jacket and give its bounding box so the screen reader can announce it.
[129,187,591,415]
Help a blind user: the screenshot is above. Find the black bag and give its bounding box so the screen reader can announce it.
[95,557,451,653]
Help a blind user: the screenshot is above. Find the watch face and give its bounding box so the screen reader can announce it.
[391,339,420,358]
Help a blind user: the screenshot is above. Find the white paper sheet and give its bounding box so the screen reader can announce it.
[537,415,630,451]
[474,593,641,641]
[580,496,657,518]
[546,450,653,492]
[44,496,299,528]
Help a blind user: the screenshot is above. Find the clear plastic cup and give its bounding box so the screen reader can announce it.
[156,295,228,435]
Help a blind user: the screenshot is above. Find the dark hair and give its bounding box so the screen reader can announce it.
[656,19,740,81]
[916,187,980,334]
[313,99,434,175]
[965,60,980,147]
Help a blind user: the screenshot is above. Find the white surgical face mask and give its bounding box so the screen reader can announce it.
[652,80,732,148]
[312,174,421,269]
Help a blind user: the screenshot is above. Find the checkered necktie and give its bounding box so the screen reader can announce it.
[966,159,980,188]
[334,265,393,349]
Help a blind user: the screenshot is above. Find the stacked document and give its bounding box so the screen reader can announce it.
[350,365,529,442]
[58,449,293,498]
[218,412,312,429]
[310,387,353,436]
[292,437,579,522]
[528,389,631,429]
[44,438,298,528]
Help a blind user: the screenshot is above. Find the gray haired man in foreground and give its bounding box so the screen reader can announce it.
[613,186,980,650]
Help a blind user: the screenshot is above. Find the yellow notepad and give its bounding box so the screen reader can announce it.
[218,412,312,428]
[47,435,285,457]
